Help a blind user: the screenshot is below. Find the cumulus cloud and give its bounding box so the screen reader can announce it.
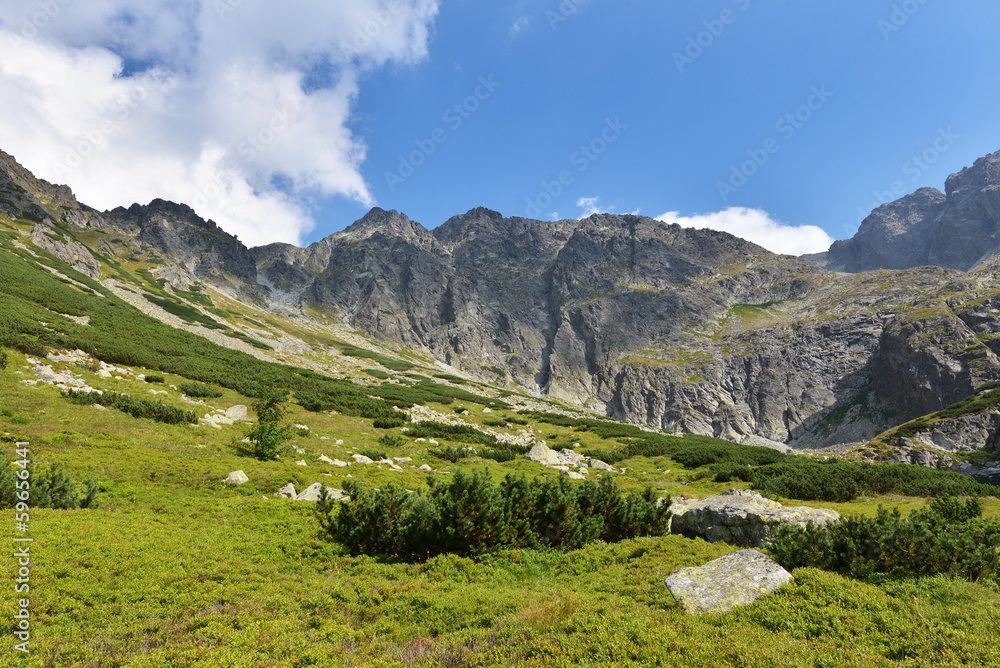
[576,196,605,218]
[0,0,439,247]
[656,208,833,256]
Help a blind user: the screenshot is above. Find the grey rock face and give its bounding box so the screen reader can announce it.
[102,199,260,291]
[274,483,296,499]
[670,489,840,548]
[295,483,348,502]
[814,150,1000,273]
[665,549,793,615]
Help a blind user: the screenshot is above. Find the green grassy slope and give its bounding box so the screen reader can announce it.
[2,219,1000,666]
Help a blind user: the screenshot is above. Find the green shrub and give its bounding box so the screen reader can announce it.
[769,498,1000,582]
[0,347,7,370]
[362,368,391,380]
[429,446,476,463]
[452,406,468,414]
[359,449,387,462]
[236,391,294,461]
[0,457,100,510]
[317,470,670,560]
[373,417,405,429]
[62,390,197,425]
[144,374,165,384]
[178,381,224,398]
[378,434,405,448]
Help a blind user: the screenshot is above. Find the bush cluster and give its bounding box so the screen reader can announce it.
[770,497,1000,582]
[0,458,100,509]
[730,459,1000,503]
[317,470,670,560]
[0,347,7,370]
[178,381,224,398]
[584,433,1000,502]
[62,390,198,425]
[144,374,165,384]
[373,416,406,429]
[378,434,406,448]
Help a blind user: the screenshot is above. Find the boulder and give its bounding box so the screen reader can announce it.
[318,455,335,464]
[525,443,562,466]
[352,454,374,465]
[223,470,249,485]
[588,458,614,471]
[226,405,249,420]
[665,549,793,615]
[670,489,840,548]
[295,483,349,502]
[274,483,296,499]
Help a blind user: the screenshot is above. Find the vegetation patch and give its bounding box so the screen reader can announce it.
[318,469,670,559]
[178,381,223,398]
[771,497,1000,582]
[62,389,198,425]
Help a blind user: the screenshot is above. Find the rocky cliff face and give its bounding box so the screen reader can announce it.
[809,150,1000,272]
[6,147,1000,452]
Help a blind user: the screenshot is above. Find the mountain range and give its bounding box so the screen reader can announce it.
[4,147,1000,461]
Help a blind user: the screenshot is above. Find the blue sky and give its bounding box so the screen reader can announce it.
[326,0,1000,247]
[1,1,998,252]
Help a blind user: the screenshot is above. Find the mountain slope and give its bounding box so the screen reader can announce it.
[7,147,1000,455]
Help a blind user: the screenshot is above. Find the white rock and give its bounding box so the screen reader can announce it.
[482,407,492,413]
[226,405,249,421]
[352,454,374,465]
[394,457,412,463]
[378,458,394,465]
[296,460,307,466]
[335,439,344,445]
[274,483,297,499]
[588,459,614,471]
[318,455,335,464]
[567,471,587,480]
[295,483,349,502]
[419,464,432,471]
[665,550,793,615]
[223,470,249,485]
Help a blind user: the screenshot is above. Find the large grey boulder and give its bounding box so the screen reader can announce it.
[225,405,249,421]
[274,483,296,499]
[670,489,839,548]
[295,483,349,502]
[665,549,793,615]
[525,443,561,466]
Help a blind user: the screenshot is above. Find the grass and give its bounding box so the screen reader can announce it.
[3,219,1000,666]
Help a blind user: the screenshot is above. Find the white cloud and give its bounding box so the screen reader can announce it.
[0,0,440,247]
[656,208,833,256]
[576,196,605,218]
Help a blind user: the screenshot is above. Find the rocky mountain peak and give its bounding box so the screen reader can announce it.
[807,147,1000,273]
[945,149,1000,197]
[341,206,431,244]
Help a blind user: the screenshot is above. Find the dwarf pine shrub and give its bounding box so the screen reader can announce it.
[178,381,223,398]
[317,470,670,560]
[62,390,198,425]
[769,497,1000,582]
[0,458,100,509]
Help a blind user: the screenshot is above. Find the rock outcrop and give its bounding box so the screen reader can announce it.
[664,549,793,615]
[670,489,840,547]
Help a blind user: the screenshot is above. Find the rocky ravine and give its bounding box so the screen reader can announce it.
[4,148,1000,452]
